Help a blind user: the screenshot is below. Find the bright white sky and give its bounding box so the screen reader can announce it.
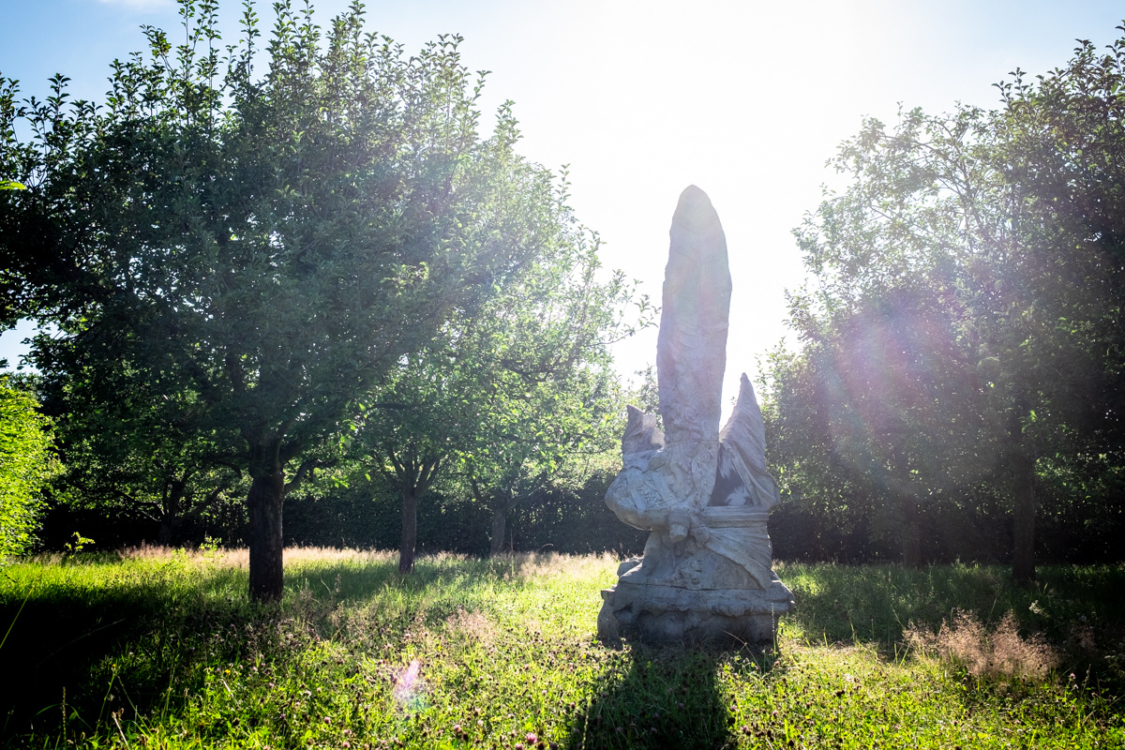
[2,0,1123,409]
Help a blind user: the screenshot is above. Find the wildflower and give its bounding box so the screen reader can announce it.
[453,724,462,734]
[526,733,538,744]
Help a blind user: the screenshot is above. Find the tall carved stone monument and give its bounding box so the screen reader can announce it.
[597,186,794,645]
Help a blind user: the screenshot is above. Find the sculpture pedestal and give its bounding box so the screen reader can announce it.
[597,508,794,647]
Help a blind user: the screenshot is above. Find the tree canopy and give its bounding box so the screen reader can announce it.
[355,216,644,570]
[1,0,614,597]
[764,31,1125,579]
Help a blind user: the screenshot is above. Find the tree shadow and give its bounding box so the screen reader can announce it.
[0,551,581,740]
[780,562,1125,666]
[1,574,195,739]
[0,558,309,740]
[564,641,771,750]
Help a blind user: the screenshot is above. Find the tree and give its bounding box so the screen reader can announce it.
[355,344,460,573]
[768,29,1125,578]
[1,0,590,599]
[0,377,55,559]
[40,343,244,546]
[464,362,622,557]
[356,219,645,569]
[453,233,640,557]
[989,37,1125,578]
[765,285,991,566]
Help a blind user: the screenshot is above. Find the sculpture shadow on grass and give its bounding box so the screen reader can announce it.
[564,643,776,750]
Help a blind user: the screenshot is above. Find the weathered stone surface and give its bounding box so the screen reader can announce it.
[599,185,794,647]
[656,185,730,510]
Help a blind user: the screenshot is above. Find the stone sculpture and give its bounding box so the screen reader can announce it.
[597,185,794,645]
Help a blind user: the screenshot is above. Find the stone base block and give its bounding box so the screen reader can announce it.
[598,579,793,647]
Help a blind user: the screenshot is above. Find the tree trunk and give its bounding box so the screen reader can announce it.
[1011,449,1036,585]
[399,489,419,573]
[889,445,921,568]
[900,493,922,568]
[1009,394,1036,585]
[157,477,185,547]
[489,506,508,557]
[248,462,286,602]
[157,518,174,546]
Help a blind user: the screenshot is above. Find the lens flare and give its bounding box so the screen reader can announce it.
[393,659,425,710]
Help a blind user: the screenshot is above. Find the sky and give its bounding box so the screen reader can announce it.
[2,0,1123,409]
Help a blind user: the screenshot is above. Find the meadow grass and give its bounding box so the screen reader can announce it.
[0,548,1122,749]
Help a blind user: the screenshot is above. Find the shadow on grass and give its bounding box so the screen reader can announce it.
[778,562,1125,697]
[0,551,590,740]
[781,562,1125,674]
[564,643,763,750]
[0,561,253,739]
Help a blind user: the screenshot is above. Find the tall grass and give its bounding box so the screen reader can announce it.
[1,549,1121,749]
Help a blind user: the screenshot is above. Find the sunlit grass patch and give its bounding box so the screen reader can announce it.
[0,551,1121,749]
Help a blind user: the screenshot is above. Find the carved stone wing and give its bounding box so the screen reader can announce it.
[711,373,780,509]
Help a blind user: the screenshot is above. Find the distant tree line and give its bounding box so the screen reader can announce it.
[35,467,648,558]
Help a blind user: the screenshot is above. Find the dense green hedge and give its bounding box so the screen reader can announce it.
[37,472,649,558]
[36,470,1122,565]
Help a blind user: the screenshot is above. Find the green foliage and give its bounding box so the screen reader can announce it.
[0,377,54,559]
[764,26,1125,573]
[63,531,95,554]
[0,551,1121,748]
[454,274,634,556]
[43,341,246,545]
[353,205,648,564]
[1,0,611,595]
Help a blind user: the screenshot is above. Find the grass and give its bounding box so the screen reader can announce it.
[0,548,1122,749]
